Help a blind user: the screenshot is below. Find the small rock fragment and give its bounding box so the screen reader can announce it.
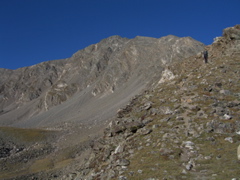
[186,163,193,171]
[137,169,143,174]
[116,159,130,166]
[223,114,232,120]
[224,137,233,143]
[138,127,152,135]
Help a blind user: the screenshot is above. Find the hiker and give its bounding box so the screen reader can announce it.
[203,50,208,63]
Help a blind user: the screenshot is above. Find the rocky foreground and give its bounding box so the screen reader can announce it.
[0,25,240,180]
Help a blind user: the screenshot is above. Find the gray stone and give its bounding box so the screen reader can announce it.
[185,163,193,171]
[162,133,171,140]
[182,169,187,174]
[114,143,125,154]
[180,149,190,162]
[220,89,231,95]
[152,124,160,129]
[182,141,195,150]
[204,156,212,160]
[138,127,152,135]
[142,117,153,125]
[137,169,143,174]
[227,100,240,107]
[176,116,184,121]
[216,155,222,160]
[118,176,127,180]
[107,169,116,178]
[142,102,152,110]
[159,148,173,156]
[150,108,159,115]
[159,106,174,115]
[206,120,236,134]
[116,159,130,166]
[223,114,232,120]
[160,117,171,122]
[66,173,77,179]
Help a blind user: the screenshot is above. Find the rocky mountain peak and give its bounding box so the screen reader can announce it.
[0,33,204,127]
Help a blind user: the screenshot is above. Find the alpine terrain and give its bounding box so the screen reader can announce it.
[0,25,239,180]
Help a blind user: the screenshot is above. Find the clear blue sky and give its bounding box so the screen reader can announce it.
[0,0,239,69]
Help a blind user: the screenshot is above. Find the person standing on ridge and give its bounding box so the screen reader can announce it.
[203,50,208,63]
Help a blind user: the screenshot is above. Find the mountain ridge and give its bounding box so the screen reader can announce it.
[0,34,204,128]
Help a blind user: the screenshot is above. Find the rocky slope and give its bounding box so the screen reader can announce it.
[72,25,240,180]
[0,25,239,180]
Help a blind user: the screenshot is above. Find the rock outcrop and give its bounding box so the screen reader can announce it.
[211,24,240,57]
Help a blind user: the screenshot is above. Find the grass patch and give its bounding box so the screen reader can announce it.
[0,169,29,180]
[29,158,54,173]
[193,132,240,179]
[124,143,191,179]
[54,159,73,169]
[0,126,54,143]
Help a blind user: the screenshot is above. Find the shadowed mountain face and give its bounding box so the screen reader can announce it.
[0,35,204,128]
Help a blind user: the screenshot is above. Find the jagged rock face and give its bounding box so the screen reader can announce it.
[0,61,65,112]
[0,35,204,127]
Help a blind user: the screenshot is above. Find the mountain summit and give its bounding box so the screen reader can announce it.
[0,34,204,128]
